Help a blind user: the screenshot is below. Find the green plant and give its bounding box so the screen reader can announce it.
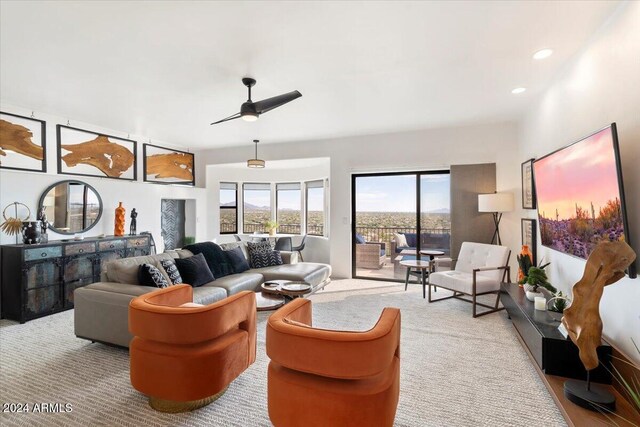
[548,291,569,313]
[517,253,533,283]
[183,236,195,245]
[598,338,640,423]
[264,220,278,230]
[525,262,557,294]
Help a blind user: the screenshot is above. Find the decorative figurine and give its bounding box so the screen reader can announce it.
[561,240,636,412]
[114,202,126,236]
[38,206,49,243]
[130,208,138,235]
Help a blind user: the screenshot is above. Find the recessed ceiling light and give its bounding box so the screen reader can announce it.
[533,49,553,60]
[511,87,527,94]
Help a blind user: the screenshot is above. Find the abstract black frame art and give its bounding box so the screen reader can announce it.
[143,143,195,186]
[57,125,137,181]
[521,218,537,265]
[521,158,536,209]
[0,112,47,173]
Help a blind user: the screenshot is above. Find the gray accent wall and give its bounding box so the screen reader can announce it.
[450,163,496,262]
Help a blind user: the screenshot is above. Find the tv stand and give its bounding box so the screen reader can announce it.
[501,283,640,426]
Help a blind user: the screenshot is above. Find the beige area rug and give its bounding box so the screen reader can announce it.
[0,279,566,426]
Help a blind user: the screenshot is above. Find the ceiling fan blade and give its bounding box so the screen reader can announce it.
[253,90,302,114]
[210,112,241,125]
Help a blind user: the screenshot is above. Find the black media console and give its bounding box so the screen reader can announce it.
[500,283,611,384]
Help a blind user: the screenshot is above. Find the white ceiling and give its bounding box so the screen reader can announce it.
[0,1,619,149]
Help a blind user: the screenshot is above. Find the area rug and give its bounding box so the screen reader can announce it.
[0,280,565,426]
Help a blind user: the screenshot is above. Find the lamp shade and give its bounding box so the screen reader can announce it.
[478,192,514,213]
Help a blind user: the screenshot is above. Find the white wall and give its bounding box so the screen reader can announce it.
[198,122,521,278]
[518,2,640,361]
[0,103,207,251]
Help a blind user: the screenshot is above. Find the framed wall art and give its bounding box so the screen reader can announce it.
[57,125,137,180]
[521,158,536,209]
[0,112,47,173]
[521,218,537,265]
[143,143,195,186]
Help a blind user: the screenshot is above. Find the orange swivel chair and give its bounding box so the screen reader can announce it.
[266,298,401,427]
[128,284,256,412]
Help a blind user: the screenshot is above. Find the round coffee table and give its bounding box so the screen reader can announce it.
[256,292,286,312]
[400,260,433,299]
[261,280,312,298]
[419,249,445,261]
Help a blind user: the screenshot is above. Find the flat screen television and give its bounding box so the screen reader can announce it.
[533,123,636,278]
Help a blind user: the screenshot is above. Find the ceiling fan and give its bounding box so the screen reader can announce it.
[210,78,302,125]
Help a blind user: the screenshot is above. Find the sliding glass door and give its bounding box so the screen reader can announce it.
[352,171,450,281]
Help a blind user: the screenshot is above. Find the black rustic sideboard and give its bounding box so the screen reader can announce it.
[1,235,150,323]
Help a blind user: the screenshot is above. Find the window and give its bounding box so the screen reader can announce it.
[306,180,325,236]
[276,183,301,234]
[243,183,271,233]
[219,182,237,234]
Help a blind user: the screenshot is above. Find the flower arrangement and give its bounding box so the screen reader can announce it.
[264,220,279,235]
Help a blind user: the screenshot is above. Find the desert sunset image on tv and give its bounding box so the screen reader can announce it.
[533,126,627,260]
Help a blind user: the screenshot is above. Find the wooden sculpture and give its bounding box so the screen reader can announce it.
[61,136,134,177]
[562,241,636,371]
[0,119,44,160]
[114,202,126,236]
[146,153,193,181]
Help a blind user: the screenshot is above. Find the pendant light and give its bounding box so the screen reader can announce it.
[247,139,265,168]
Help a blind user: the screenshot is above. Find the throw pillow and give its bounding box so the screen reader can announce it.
[138,263,170,288]
[175,253,215,287]
[247,240,273,254]
[249,249,284,269]
[225,246,250,273]
[183,242,234,278]
[394,233,408,248]
[355,233,366,244]
[159,258,183,285]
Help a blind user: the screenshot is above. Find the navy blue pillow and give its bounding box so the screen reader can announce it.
[175,253,215,287]
[225,246,250,273]
[355,233,366,244]
[404,233,418,248]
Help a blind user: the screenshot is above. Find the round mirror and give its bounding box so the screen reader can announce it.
[38,180,103,235]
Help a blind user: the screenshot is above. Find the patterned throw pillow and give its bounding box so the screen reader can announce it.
[247,240,273,254]
[138,263,169,288]
[159,259,183,285]
[249,249,284,269]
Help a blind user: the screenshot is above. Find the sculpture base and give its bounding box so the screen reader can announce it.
[148,386,228,413]
[564,379,615,412]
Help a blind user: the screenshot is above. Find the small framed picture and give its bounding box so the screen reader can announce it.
[521,218,537,265]
[0,112,47,173]
[521,159,536,209]
[143,143,195,186]
[57,125,137,180]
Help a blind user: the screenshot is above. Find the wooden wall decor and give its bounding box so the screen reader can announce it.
[57,125,137,180]
[0,112,47,173]
[561,241,636,371]
[143,143,195,186]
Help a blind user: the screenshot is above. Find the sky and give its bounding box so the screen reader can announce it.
[534,128,620,220]
[355,174,450,212]
[220,188,323,211]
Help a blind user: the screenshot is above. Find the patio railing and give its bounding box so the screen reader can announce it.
[355,226,451,256]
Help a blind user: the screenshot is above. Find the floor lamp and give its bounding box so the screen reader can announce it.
[478,192,514,245]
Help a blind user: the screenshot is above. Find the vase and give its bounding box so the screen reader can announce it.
[518,245,533,283]
[269,228,276,237]
[525,290,543,302]
[21,221,42,244]
[114,202,126,236]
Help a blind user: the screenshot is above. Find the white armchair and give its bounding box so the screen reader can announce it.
[428,242,511,318]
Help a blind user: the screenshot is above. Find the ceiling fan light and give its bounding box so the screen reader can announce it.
[241,112,259,122]
[247,158,265,168]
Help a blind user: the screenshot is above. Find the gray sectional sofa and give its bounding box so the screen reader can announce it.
[74,243,331,348]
